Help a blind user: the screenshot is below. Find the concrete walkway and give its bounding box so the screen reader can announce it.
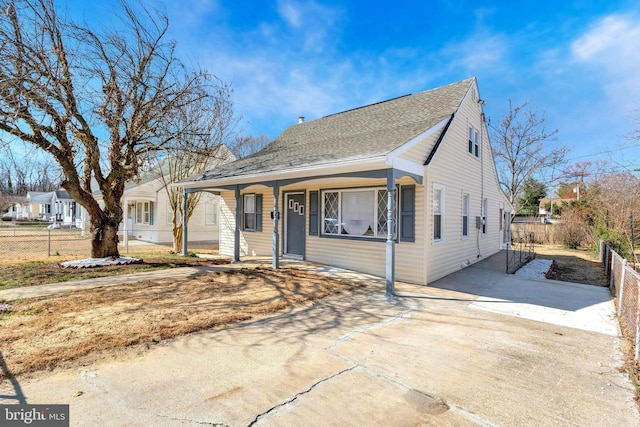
[1,253,638,426]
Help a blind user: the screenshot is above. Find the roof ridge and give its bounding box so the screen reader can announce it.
[322,93,413,119]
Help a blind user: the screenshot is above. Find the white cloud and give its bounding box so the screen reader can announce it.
[571,14,640,113]
[277,1,302,28]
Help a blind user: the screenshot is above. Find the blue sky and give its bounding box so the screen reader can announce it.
[66,0,640,173]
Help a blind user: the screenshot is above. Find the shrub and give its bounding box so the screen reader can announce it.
[556,207,590,249]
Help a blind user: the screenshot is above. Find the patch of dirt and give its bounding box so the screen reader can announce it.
[534,244,608,286]
[0,267,367,379]
[0,256,228,290]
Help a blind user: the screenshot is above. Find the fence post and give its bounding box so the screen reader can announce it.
[48,228,51,257]
[618,259,627,317]
[599,239,604,263]
[610,255,616,289]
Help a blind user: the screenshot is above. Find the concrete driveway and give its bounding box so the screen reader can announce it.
[1,253,638,426]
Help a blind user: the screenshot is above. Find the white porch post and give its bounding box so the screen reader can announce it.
[123,198,128,252]
[272,182,280,269]
[386,169,396,296]
[181,189,188,256]
[234,186,241,262]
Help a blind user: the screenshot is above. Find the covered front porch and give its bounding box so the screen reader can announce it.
[180,167,422,296]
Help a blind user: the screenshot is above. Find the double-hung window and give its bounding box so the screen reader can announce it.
[433,186,444,242]
[244,194,256,231]
[462,193,469,238]
[322,188,395,238]
[135,201,154,225]
[468,124,480,158]
[205,201,218,225]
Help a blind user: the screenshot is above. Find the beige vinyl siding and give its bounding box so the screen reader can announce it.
[424,85,508,282]
[219,188,272,257]
[398,132,439,164]
[218,178,425,284]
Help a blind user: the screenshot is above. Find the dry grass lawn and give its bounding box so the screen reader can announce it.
[0,267,366,380]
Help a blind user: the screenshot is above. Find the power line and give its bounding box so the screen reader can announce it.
[567,142,640,161]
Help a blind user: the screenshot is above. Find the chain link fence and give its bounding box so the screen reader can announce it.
[0,221,91,261]
[0,221,217,262]
[602,240,640,360]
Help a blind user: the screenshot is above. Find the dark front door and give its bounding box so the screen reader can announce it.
[285,193,305,257]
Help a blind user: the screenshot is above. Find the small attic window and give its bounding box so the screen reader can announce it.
[468,124,480,158]
[471,87,478,102]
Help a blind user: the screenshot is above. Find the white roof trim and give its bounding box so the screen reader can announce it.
[178,156,388,190]
[389,157,424,177]
[385,116,451,165]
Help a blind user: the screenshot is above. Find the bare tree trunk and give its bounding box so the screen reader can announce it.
[172,224,182,254]
[90,218,120,258]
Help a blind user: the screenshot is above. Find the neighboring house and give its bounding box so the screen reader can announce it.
[25,191,52,220]
[110,146,234,244]
[50,189,79,224]
[21,189,87,227]
[179,78,512,289]
[4,197,26,219]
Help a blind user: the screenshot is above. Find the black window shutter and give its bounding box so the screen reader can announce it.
[308,191,319,236]
[400,185,415,242]
[255,194,263,232]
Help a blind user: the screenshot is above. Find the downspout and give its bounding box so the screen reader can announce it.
[478,109,486,259]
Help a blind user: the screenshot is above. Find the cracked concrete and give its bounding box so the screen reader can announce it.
[247,366,357,426]
[2,253,639,426]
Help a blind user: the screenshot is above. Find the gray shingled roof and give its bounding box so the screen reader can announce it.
[186,78,474,183]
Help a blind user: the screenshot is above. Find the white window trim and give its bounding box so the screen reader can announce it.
[135,201,152,225]
[462,191,470,239]
[433,184,444,243]
[467,122,480,159]
[320,187,397,239]
[205,201,218,226]
[244,194,256,231]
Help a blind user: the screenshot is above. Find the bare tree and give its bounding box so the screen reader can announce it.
[231,134,270,159]
[589,172,640,262]
[153,82,237,253]
[0,0,227,257]
[0,146,61,195]
[490,100,567,215]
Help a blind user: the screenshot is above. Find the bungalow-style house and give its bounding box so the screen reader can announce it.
[179,78,512,292]
[23,189,88,228]
[112,146,235,245]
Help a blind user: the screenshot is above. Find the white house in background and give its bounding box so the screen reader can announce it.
[112,146,235,245]
[22,189,88,228]
[178,77,512,291]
